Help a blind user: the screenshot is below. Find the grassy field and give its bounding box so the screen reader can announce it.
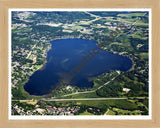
[34,64,43,69]
[20,101,37,105]
[62,92,100,99]
[105,109,115,115]
[56,99,140,110]
[118,13,145,18]
[112,108,141,115]
[133,22,148,27]
[79,111,94,115]
[139,52,149,60]
[69,25,84,31]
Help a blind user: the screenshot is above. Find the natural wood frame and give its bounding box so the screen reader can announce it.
[0,0,160,128]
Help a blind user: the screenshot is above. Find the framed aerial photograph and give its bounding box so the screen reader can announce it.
[0,0,160,128]
[9,8,151,120]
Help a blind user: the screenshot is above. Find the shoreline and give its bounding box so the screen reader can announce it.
[20,38,135,98]
[127,56,135,71]
[97,43,134,72]
[36,44,52,71]
[17,43,52,99]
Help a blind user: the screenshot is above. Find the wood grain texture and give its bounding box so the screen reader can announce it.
[0,0,160,128]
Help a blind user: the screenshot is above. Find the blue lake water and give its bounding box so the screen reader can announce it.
[24,39,132,96]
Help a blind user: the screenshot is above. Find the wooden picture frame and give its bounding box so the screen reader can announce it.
[0,0,160,127]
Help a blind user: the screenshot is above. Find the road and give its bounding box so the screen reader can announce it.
[81,11,104,25]
[43,97,147,101]
[61,74,118,98]
[12,97,148,102]
[84,11,100,18]
[26,44,37,59]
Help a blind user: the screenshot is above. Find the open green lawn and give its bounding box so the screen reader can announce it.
[69,25,84,30]
[105,109,115,115]
[56,99,139,110]
[139,52,149,60]
[118,13,145,17]
[79,111,94,115]
[34,65,43,69]
[62,92,100,99]
[112,108,141,115]
[134,22,148,27]
[127,99,138,104]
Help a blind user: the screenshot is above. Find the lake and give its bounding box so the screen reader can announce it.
[24,39,132,96]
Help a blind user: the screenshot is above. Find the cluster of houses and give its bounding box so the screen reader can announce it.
[12,104,81,116]
[46,105,80,115]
